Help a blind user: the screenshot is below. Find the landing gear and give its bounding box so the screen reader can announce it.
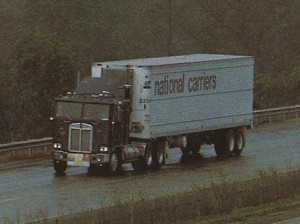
[180,135,202,163]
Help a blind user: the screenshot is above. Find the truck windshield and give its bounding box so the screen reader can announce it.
[83,104,109,120]
[56,102,81,118]
[55,102,110,120]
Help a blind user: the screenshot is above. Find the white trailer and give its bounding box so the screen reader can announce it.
[91,54,254,169]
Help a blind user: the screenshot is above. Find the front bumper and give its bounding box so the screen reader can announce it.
[90,153,110,164]
[52,150,68,162]
[52,150,110,164]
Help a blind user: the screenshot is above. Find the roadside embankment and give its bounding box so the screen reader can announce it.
[35,168,300,224]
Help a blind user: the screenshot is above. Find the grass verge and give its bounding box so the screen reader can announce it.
[182,196,300,223]
[30,168,300,224]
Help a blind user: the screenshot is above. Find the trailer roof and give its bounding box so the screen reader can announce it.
[95,54,252,68]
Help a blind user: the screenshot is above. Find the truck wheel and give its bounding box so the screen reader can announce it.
[131,146,153,172]
[144,146,153,169]
[234,128,245,156]
[224,129,235,156]
[105,151,122,175]
[53,160,67,174]
[214,129,235,156]
[153,140,166,170]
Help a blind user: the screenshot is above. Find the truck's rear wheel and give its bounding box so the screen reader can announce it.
[131,146,153,172]
[53,160,67,174]
[234,128,245,156]
[153,140,167,170]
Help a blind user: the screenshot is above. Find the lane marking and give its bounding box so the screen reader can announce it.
[0,197,23,203]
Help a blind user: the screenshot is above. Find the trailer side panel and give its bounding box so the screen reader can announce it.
[149,57,254,137]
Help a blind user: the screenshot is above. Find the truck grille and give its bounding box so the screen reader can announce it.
[68,123,93,152]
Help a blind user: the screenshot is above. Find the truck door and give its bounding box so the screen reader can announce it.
[112,104,129,145]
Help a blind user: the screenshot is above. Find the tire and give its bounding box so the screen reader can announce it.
[224,129,235,156]
[104,151,122,175]
[152,140,167,170]
[234,128,245,156]
[53,160,67,174]
[132,143,153,172]
[214,129,235,157]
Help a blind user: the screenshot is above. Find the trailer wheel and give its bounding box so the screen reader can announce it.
[153,140,167,170]
[214,129,235,156]
[53,160,67,174]
[224,129,235,156]
[234,128,245,156]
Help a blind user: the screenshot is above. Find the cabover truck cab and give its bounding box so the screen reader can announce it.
[52,54,254,175]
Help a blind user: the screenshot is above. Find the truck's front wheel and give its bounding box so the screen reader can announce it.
[104,152,122,175]
[53,160,67,174]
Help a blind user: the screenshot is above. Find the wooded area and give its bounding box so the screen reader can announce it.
[0,0,299,143]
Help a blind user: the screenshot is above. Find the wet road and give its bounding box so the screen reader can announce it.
[0,127,300,223]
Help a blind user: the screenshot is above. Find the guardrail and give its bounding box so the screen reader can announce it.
[0,105,299,160]
[253,104,300,125]
[0,137,52,161]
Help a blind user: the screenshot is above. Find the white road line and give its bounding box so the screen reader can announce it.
[0,197,22,203]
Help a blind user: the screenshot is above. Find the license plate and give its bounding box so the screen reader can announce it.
[67,153,90,167]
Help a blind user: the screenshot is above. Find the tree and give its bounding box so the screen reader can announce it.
[4,30,77,141]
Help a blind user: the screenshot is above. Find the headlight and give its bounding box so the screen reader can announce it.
[99,146,108,152]
[53,143,62,149]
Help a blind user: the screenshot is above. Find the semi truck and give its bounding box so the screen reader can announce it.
[51,54,254,175]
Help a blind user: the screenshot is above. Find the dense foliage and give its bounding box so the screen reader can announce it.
[0,0,299,143]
